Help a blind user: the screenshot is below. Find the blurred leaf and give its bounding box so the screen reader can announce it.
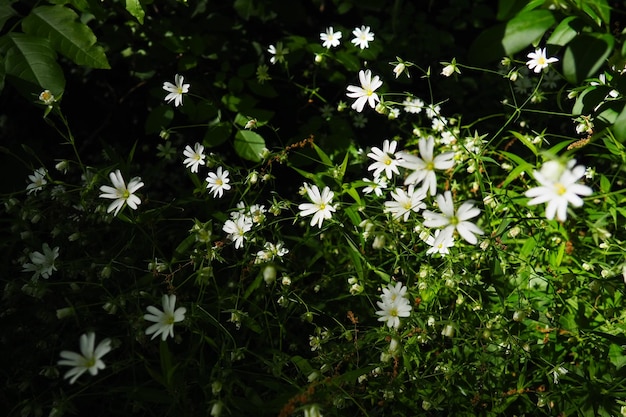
[22,5,110,69]
[562,34,614,84]
[125,0,145,24]
[234,130,266,162]
[611,105,626,141]
[580,0,610,27]
[547,16,583,47]
[469,9,555,64]
[0,32,65,97]
[144,105,174,134]
[0,3,17,30]
[204,122,232,147]
[336,51,361,72]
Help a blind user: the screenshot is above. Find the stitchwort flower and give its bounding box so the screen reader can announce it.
[346,69,383,112]
[268,42,289,64]
[320,26,342,48]
[57,332,112,384]
[367,139,401,179]
[423,191,484,244]
[22,243,59,280]
[206,166,231,198]
[144,294,187,341]
[99,169,144,216]
[163,74,190,107]
[183,143,206,173]
[351,25,374,49]
[384,185,427,222]
[26,167,47,195]
[525,159,593,221]
[526,48,559,73]
[376,281,412,329]
[298,184,336,228]
[398,136,455,196]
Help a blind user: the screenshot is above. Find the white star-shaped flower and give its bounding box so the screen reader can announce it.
[351,25,374,49]
[320,27,342,48]
[58,332,112,384]
[298,184,336,228]
[144,294,187,341]
[398,136,455,196]
[367,139,401,179]
[526,48,559,73]
[423,191,484,244]
[182,143,206,173]
[346,69,383,112]
[163,74,190,107]
[99,169,144,216]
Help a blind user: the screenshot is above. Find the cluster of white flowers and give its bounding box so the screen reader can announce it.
[317,25,375,50]
[375,282,412,329]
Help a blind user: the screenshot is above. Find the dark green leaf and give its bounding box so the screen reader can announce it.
[234,130,266,162]
[547,16,583,47]
[22,5,110,69]
[204,122,232,147]
[0,4,17,31]
[562,34,614,84]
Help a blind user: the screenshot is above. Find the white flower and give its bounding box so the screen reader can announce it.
[183,143,206,173]
[346,69,383,112]
[393,62,408,79]
[398,136,455,196]
[144,294,187,341]
[39,90,56,105]
[163,74,190,107]
[423,191,484,244]
[526,48,559,73]
[525,159,593,221]
[362,176,387,196]
[99,169,144,216]
[22,243,59,280]
[256,241,289,263]
[402,97,424,114]
[298,184,336,228]
[223,215,253,249]
[351,25,374,49]
[57,332,112,384]
[268,42,289,64]
[441,59,460,77]
[376,282,412,329]
[384,185,427,221]
[320,26,342,48]
[206,166,231,198]
[26,167,47,195]
[425,229,455,256]
[367,139,401,179]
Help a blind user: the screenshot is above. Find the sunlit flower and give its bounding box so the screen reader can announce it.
[525,159,592,221]
[268,42,289,65]
[298,184,336,228]
[351,25,374,49]
[402,97,424,114]
[57,332,112,384]
[367,139,401,179]
[223,215,253,249]
[425,229,455,256]
[384,185,427,221]
[22,243,59,280]
[526,48,558,73]
[206,166,231,198]
[99,169,144,216]
[376,282,411,329]
[346,69,383,112]
[39,90,56,105]
[144,294,187,341]
[163,74,190,107]
[441,58,460,77]
[183,143,206,173]
[423,191,484,244]
[320,26,342,48]
[398,136,455,195]
[255,241,289,263]
[362,176,387,196]
[26,167,47,195]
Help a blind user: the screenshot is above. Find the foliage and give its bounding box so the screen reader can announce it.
[2,1,626,417]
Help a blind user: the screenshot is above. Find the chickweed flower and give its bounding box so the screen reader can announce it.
[57,332,112,384]
[99,169,145,216]
[320,26,342,48]
[144,294,187,341]
[384,185,427,221]
[298,184,336,228]
[223,215,253,249]
[346,69,383,112]
[398,136,455,196]
[39,90,56,105]
[163,74,190,107]
[376,281,412,329]
[425,229,455,256]
[206,166,231,198]
[423,191,484,244]
[441,58,461,77]
[183,143,206,173]
[392,60,408,79]
[22,242,59,280]
[367,139,401,179]
[351,25,374,49]
[362,176,387,197]
[268,42,289,64]
[525,159,593,221]
[526,48,559,73]
[26,167,47,195]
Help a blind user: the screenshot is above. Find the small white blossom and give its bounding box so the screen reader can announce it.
[183,143,206,173]
[298,184,336,228]
[384,185,427,221]
[367,139,401,179]
[144,294,187,341]
[346,69,383,112]
[362,176,387,196]
[58,332,112,384]
[163,74,190,107]
[526,48,559,73]
[398,136,455,196]
[206,167,231,198]
[320,26,342,48]
[22,243,59,280]
[268,42,289,65]
[26,167,47,195]
[351,25,374,49]
[99,169,144,216]
[423,191,484,244]
[223,215,253,249]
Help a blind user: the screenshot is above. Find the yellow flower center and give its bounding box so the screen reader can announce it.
[555,183,566,195]
[426,161,435,170]
[216,179,223,186]
[319,203,326,210]
[122,189,130,199]
[366,88,373,96]
[537,57,546,65]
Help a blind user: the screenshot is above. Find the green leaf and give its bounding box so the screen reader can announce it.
[609,344,626,370]
[562,33,614,84]
[0,33,65,97]
[336,51,361,72]
[509,131,537,156]
[125,0,145,24]
[580,0,610,27]
[611,104,626,140]
[547,16,584,47]
[22,5,110,69]
[234,130,266,162]
[469,10,555,64]
[0,4,17,31]
[205,122,232,147]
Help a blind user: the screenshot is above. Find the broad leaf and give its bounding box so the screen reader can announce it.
[547,16,583,47]
[0,33,65,97]
[562,33,614,84]
[22,5,110,69]
[234,130,266,162]
[0,3,17,31]
[125,0,145,24]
